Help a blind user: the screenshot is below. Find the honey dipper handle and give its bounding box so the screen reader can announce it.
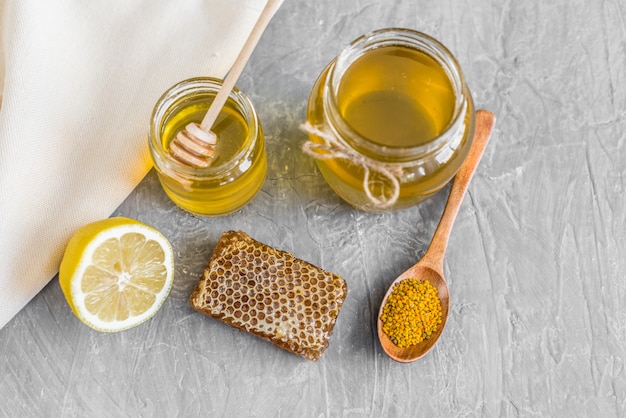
[422,110,496,270]
[200,0,284,132]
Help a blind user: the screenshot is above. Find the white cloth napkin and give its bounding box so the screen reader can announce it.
[0,0,269,329]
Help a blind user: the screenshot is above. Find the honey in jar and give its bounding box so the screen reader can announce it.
[304,28,475,212]
[149,77,266,216]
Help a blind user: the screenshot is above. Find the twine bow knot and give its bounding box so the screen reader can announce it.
[300,122,403,209]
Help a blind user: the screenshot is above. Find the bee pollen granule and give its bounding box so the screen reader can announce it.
[380,278,443,348]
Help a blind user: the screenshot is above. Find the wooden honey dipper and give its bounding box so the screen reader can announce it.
[169,0,284,168]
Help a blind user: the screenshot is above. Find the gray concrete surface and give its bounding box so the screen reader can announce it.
[2,0,625,416]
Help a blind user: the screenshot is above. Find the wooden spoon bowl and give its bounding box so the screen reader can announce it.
[377,110,496,363]
[378,264,450,362]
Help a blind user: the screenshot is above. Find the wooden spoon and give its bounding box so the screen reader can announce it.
[169,0,284,168]
[377,110,496,363]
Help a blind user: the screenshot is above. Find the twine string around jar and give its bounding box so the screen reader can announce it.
[300,121,403,209]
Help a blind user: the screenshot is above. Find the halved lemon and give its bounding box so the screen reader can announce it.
[59,217,174,332]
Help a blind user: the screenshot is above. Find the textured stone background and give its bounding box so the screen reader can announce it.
[2,0,625,416]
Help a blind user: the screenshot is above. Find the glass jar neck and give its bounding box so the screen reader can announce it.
[322,28,470,163]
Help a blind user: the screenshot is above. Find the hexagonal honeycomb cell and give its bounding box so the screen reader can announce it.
[190,230,347,361]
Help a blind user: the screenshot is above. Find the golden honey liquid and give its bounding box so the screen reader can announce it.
[337,46,455,148]
[308,44,470,211]
[158,96,266,216]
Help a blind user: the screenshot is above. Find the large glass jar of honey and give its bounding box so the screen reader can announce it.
[149,77,266,216]
[304,28,475,212]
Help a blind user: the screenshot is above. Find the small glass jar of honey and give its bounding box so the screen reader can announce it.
[149,77,266,216]
[304,28,475,212]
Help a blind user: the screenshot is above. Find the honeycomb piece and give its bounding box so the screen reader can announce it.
[190,230,347,361]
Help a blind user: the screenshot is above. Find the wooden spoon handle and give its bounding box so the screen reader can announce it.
[422,110,496,269]
[200,0,284,131]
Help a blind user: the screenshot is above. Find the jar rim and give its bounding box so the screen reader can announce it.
[148,77,260,177]
[325,28,470,161]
